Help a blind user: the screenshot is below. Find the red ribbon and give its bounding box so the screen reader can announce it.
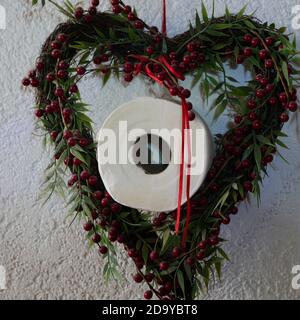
[128,0,192,247]
[162,0,167,36]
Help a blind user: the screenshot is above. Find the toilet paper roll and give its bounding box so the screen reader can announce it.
[97,97,214,212]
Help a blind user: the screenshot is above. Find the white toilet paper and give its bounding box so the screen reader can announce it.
[97,97,214,212]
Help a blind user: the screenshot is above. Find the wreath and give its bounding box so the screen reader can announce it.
[24,0,300,300]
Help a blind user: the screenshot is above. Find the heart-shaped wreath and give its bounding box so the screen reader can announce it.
[24,0,300,300]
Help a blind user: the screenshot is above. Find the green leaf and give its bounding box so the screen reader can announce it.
[217,247,230,261]
[191,69,203,89]
[213,100,227,120]
[142,244,149,264]
[256,135,274,146]
[244,19,256,30]
[201,2,209,24]
[276,139,289,149]
[176,270,185,297]
[195,11,201,31]
[70,148,88,165]
[237,4,248,19]
[254,144,262,170]
[281,61,290,88]
[161,229,170,253]
[210,23,233,30]
[215,261,222,279]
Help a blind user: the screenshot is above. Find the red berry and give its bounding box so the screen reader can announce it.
[260,77,269,87]
[88,176,97,186]
[268,97,277,106]
[247,99,257,109]
[172,247,180,258]
[123,62,133,73]
[111,203,121,213]
[243,181,253,192]
[229,207,239,215]
[36,61,44,71]
[144,291,153,300]
[144,273,154,283]
[128,12,136,21]
[287,102,298,112]
[241,159,251,169]
[63,130,73,140]
[69,84,78,93]
[99,246,108,255]
[128,248,137,258]
[79,138,89,147]
[237,55,244,64]
[234,115,243,124]
[88,6,97,15]
[133,274,143,283]
[279,113,289,123]
[266,84,274,93]
[74,7,84,19]
[208,236,219,246]
[159,261,169,271]
[46,73,55,82]
[196,251,205,261]
[251,37,260,47]
[80,170,90,180]
[58,60,69,70]
[83,14,93,23]
[259,49,268,60]
[51,49,61,59]
[57,33,67,43]
[265,59,274,69]
[124,5,132,14]
[28,70,36,78]
[243,34,252,43]
[149,251,159,261]
[124,73,133,82]
[134,20,144,29]
[57,69,68,79]
[93,191,103,200]
[67,138,77,147]
[62,108,72,118]
[51,41,61,50]
[264,154,274,164]
[265,37,274,46]
[186,257,195,266]
[169,87,179,96]
[30,78,39,87]
[146,46,154,55]
[188,110,196,122]
[278,92,288,102]
[54,87,65,98]
[35,109,44,118]
[76,66,86,76]
[252,120,262,130]
[83,222,93,232]
[92,234,101,243]
[101,198,110,207]
[243,47,253,57]
[222,217,231,225]
[50,131,58,141]
[256,89,266,99]
[22,78,31,86]
[181,89,191,98]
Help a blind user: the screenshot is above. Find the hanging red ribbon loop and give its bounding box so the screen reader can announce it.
[128,0,192,248]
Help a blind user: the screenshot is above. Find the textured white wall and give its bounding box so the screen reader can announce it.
[0,0,300,300]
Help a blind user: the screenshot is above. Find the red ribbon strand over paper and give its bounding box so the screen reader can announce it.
[130,0,192,247]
